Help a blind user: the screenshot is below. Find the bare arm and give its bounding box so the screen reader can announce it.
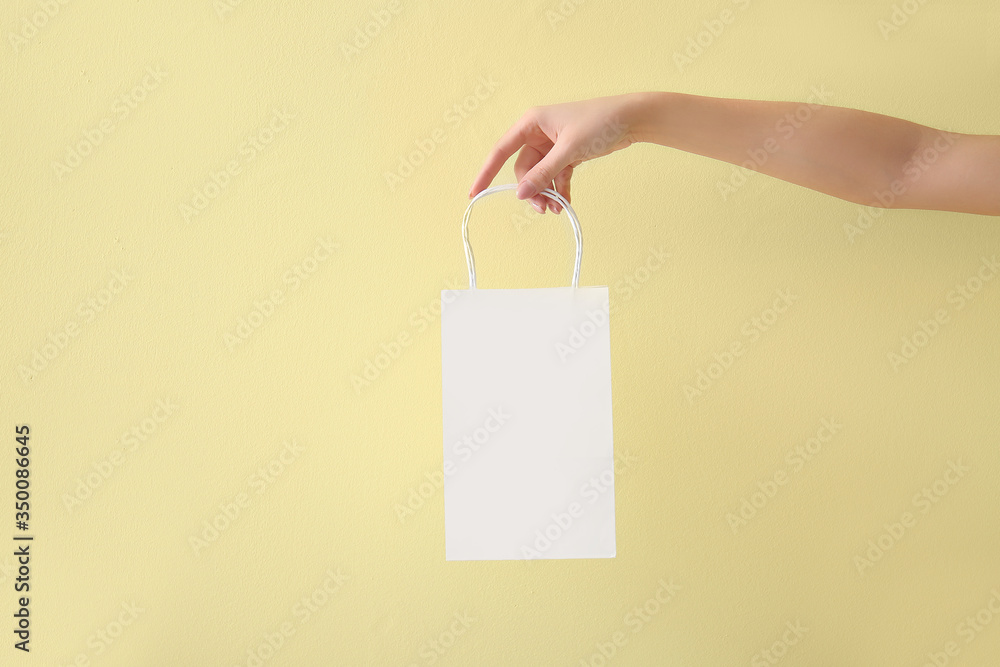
[470,92,1000,216]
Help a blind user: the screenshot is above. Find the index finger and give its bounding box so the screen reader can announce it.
[468,114,534,197]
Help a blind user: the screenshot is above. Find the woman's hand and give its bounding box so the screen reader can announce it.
[469,93,649,213]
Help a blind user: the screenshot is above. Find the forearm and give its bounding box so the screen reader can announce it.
[626,91,971,210]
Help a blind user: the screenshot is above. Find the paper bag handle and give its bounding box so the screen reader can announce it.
[462,183,583,289]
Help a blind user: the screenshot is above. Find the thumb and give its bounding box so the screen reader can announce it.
[516,140,576,200]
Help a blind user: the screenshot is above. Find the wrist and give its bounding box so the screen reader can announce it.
[623,91,672,145]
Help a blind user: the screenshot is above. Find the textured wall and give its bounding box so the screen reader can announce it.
[2,1,999,665]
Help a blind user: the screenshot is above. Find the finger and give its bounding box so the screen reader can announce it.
[537,179,558,213]
[469,112,537,198]
[542,179,559,213]
[513,144,550,214]
[551,165,573,213]
[554,165,573,202]
[541,178,561,213]
[517,138,576,202]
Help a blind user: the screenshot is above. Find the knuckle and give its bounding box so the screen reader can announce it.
[532,165,551,182]
[522,106,547,127]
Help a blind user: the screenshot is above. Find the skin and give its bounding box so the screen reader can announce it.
[469,92,1000,216]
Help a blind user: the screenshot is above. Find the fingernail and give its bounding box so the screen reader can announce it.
[551,202,562,214]
[517,181,537,200]
[531,201,544,214]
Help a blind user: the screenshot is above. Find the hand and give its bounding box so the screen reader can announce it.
[469,94,647,213]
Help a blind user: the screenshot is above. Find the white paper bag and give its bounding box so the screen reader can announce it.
[442,184,615,561]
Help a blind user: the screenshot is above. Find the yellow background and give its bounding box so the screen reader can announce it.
[2,1,999,665]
